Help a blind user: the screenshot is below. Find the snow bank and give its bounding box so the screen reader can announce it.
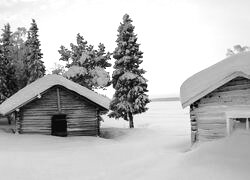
[178,130,250,180]
[1,101,250,180]
[180,51,250,108]
[0,101,191,180]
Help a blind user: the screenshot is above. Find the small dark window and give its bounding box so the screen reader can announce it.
[51,114,67,137]
[233,118,249,130]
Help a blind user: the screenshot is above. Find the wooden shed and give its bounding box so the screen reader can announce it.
[180,52,250,143]
[0,74,110,137]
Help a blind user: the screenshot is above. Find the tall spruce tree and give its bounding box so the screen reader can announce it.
[0,45,8,103]
[12,27,28,89]
[24,19,45,84]
[108,14,150,128]
[58,33,111,90]
[0,23,17,103]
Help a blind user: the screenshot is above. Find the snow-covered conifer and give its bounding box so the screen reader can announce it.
[58,34,111,90]
[11,27,28,89]
[0,24,17,102]
[109,14,150,128]
[226,45,250,56]
[24,19,45,84]
[0,46,8,103]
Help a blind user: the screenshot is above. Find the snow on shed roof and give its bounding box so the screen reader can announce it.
[180,51,250,108]
[0,74,110,115]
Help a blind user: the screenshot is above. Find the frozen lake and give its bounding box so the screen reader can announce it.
[102,100,190,136]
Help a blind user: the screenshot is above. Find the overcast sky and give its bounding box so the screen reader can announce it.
[1,0,250,98]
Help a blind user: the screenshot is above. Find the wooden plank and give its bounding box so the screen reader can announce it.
[57,88,61,112]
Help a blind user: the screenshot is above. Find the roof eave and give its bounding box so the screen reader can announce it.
[181,71,250,108]
[0,88,52,116]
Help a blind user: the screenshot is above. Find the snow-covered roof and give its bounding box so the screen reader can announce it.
[0,74,110,115]
[180,51,250,108]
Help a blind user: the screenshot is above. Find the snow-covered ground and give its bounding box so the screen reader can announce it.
[0,101,250,180]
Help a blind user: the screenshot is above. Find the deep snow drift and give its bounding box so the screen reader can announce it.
[0,101,249,180]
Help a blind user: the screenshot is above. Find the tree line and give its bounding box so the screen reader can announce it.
[0,14,149,128]
[0,19,45,104]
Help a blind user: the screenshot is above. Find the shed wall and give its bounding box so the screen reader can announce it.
[192,77,250,142]
[20,86,99,136]
[60,87,98,136]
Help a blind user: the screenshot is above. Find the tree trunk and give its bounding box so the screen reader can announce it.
[128,112,134,128]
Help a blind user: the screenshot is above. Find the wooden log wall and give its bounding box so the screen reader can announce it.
[190,104,197,144]
[20,88,58,135]
[59,87,99,136]
[19,86,100,136]
[192,77,250,142]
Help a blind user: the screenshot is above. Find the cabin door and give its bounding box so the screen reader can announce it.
[51,115,67,137]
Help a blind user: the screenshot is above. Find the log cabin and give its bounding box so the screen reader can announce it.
[0,74,110,137]
[180,52,250,143]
